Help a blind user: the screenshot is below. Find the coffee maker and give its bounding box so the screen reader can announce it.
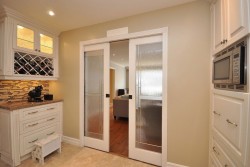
[28,85,43,102]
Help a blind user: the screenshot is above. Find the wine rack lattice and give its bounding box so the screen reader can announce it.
[14,51,54,76]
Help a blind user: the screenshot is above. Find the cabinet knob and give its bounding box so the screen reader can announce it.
[223,39,227,43]
[35,49,38,51]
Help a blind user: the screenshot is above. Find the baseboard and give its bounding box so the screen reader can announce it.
[167,162,188,167]
[62,136,81,146]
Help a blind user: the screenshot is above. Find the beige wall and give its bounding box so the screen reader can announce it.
[54,1,210,166]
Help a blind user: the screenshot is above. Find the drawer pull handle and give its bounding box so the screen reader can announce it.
[225,165,228,167]
[47,118,55,121]
[226,119,238,127]
[213,111,221,116]
[47,132,55,136]
[28,111,38,115]
[47,108,55,111]
[29,138,38,143]
[213,146,220,155]
[28,123,38,127]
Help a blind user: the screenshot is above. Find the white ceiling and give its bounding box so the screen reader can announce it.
[0,0,199,33]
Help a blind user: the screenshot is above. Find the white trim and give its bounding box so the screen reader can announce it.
[62,136,81,147]
[107,27,128,37]
[167,162,189,167]
[162,28,168,167]
[80,27,168,46]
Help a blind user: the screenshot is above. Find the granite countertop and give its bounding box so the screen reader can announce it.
[0,99,63,111]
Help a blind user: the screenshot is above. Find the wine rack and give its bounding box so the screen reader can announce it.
[14,51,54,76]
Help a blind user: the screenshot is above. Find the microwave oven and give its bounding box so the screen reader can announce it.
[213,39,247,91]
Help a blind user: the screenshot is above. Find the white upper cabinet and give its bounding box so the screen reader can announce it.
[0,7,59,80]
[211,0,249,54]
[211,0,225,52]
[13,21,56,57]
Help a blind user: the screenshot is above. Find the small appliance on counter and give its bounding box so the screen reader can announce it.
[44,94,53,100]
[28,85,43,102]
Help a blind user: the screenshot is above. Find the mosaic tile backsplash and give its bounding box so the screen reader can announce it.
[0,80,49,103]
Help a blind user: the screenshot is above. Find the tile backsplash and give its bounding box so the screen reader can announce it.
[0,80,49,103]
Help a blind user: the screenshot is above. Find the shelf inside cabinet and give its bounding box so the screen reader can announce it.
[14,51,54,76]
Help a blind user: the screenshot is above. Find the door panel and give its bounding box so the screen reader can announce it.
[83,43,109,152]
[129,36,163,166]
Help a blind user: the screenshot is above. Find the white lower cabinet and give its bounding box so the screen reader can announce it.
[0,102,63,166]
[20,123,59,156]
[210,90,250,167]
[211,138,237,167]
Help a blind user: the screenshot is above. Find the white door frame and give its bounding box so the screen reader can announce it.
[79,27,168,166]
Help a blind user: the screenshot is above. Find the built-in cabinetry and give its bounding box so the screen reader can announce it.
[211,0,249,54]
[210,0,250,166]
[211,90,250,167]
[0,102,63,166]
[0,7,59,80]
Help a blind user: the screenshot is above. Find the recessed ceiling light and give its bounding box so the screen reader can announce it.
[48,10,55,16]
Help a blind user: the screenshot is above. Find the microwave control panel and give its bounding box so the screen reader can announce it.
[232,53,240,84]
[232,45,245,85]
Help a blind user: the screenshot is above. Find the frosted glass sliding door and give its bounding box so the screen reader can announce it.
[84,50,104,140]
[129,35,164,166]
[135,42,162,153]
[83,43,110,152]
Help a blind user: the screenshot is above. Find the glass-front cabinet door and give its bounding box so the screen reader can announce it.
[39,33,53,55]
[14,22,55,56]
[16,24,35,51]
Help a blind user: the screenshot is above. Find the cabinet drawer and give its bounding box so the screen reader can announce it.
[213,94,246,151]
[210,154,221,167]
[20,124,59,156]
[212,90,249,166]
[20,114,59,134]
[212,140,236,167]
[19,104,58,121]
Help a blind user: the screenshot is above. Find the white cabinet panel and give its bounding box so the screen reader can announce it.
[211,90,250,167]
[0,111,12,161]
[20,114,58,134]
[226,0,248,45]
[213,95,242,150]
[211,0,249,54]
[212,0,225,51]
[19,104,58,120]
[20,124,59,156]
[212,139,236,167]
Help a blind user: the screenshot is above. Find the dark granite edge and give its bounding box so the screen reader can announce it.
[0,99,63,111]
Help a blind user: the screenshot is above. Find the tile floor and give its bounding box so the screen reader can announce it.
[0,143,155,167]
